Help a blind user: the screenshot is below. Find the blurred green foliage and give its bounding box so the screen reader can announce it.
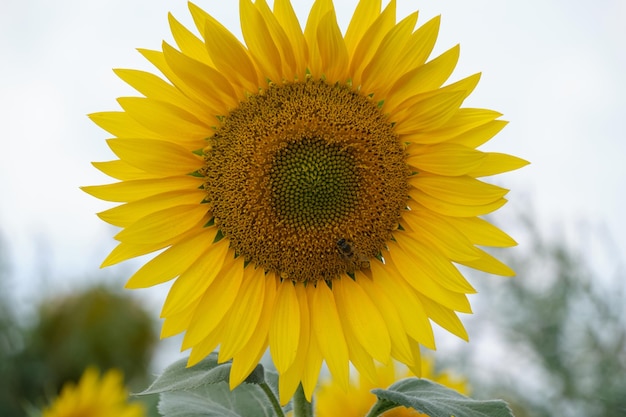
[0,278,157,416]
[447,215,626,417]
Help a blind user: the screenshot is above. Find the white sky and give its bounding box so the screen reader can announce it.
[1,0,625,312]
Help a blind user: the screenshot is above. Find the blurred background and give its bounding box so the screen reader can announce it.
[1,0,624,416]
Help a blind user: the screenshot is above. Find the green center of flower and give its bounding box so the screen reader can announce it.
[269,137,359,229]
[202,79,408,282]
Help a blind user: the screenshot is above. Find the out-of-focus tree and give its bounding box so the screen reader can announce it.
[1,283,158,417]
[444,214,626,417]
[0,234,22,415]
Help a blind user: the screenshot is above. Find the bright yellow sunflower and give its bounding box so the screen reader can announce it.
[83,0,527,405]
[316,358,468,417]
[42,368,145,417]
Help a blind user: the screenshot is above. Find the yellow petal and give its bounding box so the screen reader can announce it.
[402,108,502,145]
[336,308,377,385]
[394,91,467,134]
[101,239,177,268]
[240,0,283,82]
[409,187,507,217]
[410,175,508,206]
[417,294,469,341]
[302,284,324,402]
[385,42,458,112]
[97,189,206,228]
[106,138,202,176]
[357,272,414,365]
[270,281,301,373]
[447,119,508,149]
[444,216,517,247]
[333,276,391,363]
[203,11,260,92]
[168,12,213,66]
[81,176,204,203]
[350,0,396,86]
[161,238,231,316]
[360,11,418,95]
[458,249,516,277]
[467,153,529,177]
[303,0,334,79]
[124,226,216,288]
[278,283,312,405]
[114,204,208,245]
[113,68,209,121]
[396,15,441,78]
[405,336,423,377]
[89,111,156,139]
[182,256,245,349]
[344,0,382,56]
[91,160,155,181]
[402,209,481,262]
[138,46,231,119]
[187,320,225,367]
[161,296,201,338]
[219,267,267,361]
[394,235,476,294]
[273,0,308,78]
[254,0,297,78]
[384,241,472,313]
[117,97,211,146]
[162,42,238,111]
[368,259,436,349]
[406,143,486,176]
[310,282,349,389]
[229,273,277,388]
[316,10,349,83]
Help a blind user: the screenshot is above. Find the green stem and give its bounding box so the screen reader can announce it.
[259,382,285,417]
[292,384,313,417]
[364,399,395,417]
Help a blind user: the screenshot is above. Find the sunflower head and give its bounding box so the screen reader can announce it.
[84,0,527,405]
[202,79,408,281]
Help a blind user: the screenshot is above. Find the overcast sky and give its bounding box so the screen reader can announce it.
[1,0,624,310]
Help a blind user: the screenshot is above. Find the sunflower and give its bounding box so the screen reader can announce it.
[316,358,468,417]
[42,368,145,417]
[83,0,527,405]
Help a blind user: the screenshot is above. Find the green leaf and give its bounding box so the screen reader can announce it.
[140,354,287,417]
[369,378,514,417]
[157,383,279,417]
[141,353,235,395]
